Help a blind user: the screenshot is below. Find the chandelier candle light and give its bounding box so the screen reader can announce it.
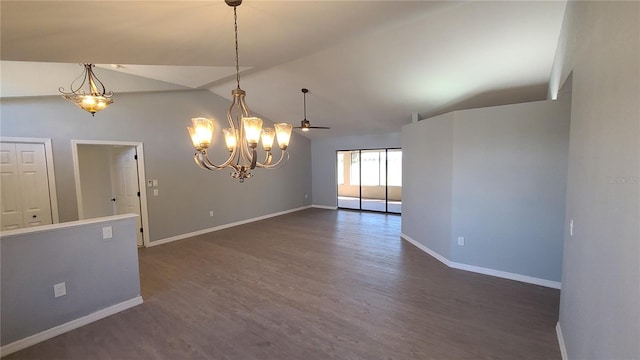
[59,63,114,116]
[187,0,293,182]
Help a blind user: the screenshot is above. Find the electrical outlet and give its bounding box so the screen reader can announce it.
[209,210,214,217]
[102,226,113,239]
[152,179,159,187]
[54,282,66,298]
[153,189,159,196]
[457,236,465,246]
[304,194,308,199]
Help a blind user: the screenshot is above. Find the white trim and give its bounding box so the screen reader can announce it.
[0,214,138,238]
[449,261,561,289]
[400,233,561,289]
[71,140,151,247]
[0,296,143,357]
[312,205,338,210]
[1,137,60,224]
[401,233,451,266]
[149,206,311,247]
[556,322,568,360]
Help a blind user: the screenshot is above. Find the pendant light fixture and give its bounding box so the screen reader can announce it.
[187,0,293,182]
[59,63,114,116]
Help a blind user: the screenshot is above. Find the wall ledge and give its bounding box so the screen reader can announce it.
[0,214,138,239]
[149,206,312,247]
[400,233,561,289]
[0,296,143,357]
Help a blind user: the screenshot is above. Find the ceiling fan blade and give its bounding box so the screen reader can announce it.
[309,126,331,129]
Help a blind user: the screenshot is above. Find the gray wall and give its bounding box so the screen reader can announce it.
[77,145,114,219]
[401,99,570,282]
[0,215,141,345]
[549,1,640,358]
[450,100,569,281]
[401,113,454,259]
[311,133,401,207]
[0,89,312,242]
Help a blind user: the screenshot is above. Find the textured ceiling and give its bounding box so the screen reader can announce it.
[0,1,567,139]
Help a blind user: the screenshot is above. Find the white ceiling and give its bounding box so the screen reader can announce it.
[0,1,567,139]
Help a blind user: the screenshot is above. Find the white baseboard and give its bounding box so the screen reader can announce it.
[400,233,561,289]
[401,233,451,266]
[556,322,568,360]
[311,205,338,210]
[149,206,312,247]
[0,296,143,357]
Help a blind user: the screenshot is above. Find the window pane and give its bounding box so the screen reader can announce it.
[388,150,402,186]
[361,151,380,186]
[350,152,359,185]
[337,153,344,185]
[379,151,386,186]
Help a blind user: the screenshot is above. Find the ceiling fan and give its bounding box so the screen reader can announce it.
[294,88,330,132]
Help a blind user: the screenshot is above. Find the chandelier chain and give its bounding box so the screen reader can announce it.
[233,6,240,90]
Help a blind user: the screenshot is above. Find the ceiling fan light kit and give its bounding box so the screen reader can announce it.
[295,88,330,131]
[186,0,294,182]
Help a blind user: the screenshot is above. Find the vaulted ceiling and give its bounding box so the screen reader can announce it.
[1,1,566,139]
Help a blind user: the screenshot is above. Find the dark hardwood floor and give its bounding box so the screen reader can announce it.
[5,208,561,359]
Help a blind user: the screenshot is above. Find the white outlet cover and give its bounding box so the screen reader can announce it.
[153,189,159,196]
[102,226,113,239]
[153,179,159,187]
[457,236,465,246]
[54,282,66,298]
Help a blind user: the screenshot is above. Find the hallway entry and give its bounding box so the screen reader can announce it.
[72,140,149,246]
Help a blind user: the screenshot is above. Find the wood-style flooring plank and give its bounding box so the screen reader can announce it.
[4,209,560,359]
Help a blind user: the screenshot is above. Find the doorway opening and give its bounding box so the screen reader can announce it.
[336,148,402,214]
[71,140,149,247]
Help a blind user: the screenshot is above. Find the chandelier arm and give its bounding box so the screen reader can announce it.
[87,65,113,97]
[256,150,289,169]
[59,66,89,95]
[195,149,237,170]
[227,96,239,130]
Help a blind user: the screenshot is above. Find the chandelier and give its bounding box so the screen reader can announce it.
[59,63,114,116]
[187,0,293,182]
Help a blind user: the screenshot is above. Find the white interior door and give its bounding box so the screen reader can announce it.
[111,147,143,245]
[0,142,53,230]
[1,143,24,230]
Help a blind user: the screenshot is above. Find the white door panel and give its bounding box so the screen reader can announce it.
[111,147,142,245]
[0,143,24,230]
[16,144,52,227]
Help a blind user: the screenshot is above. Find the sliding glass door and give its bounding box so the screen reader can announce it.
[336,148,401,214]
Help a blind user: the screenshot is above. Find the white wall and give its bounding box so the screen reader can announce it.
[402,99,570,283]
[549,1,640,358]
[0,89,312,243]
